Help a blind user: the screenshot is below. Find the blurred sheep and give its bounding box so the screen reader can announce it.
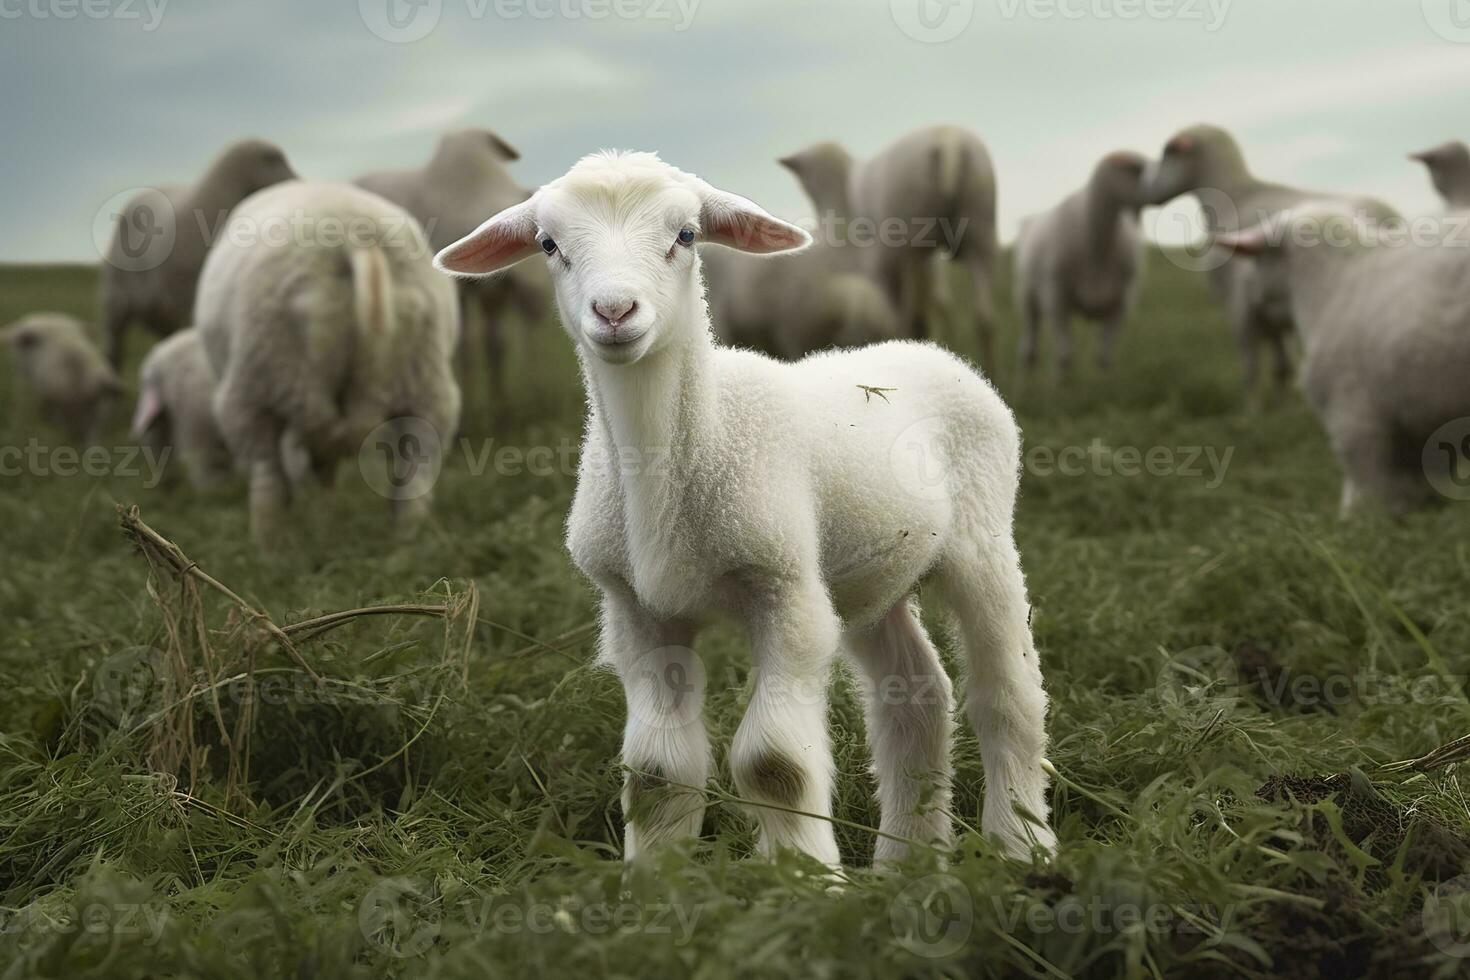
[100,139,297,367]
[357,129,549,415]
[1014,150,1150,376]
[196,182,461,548]
[779,126,1000,365]
[1144,123,1399,404]
[2,313,122,444]
[132,327,231,488]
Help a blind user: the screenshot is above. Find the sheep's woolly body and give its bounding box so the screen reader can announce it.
[1014,152,1148,373]
[1262,207,1470,513]
[196,181,461,546]
[2,312,120,443]
[100,139,297,365]
[439,150,1054,865]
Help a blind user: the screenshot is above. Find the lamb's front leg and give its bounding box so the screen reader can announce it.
[733,577,842,866]
[601,590,709,860]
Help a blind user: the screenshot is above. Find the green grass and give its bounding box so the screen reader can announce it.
[4,254,1470,978]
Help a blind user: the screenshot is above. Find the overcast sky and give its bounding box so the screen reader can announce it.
[4,0,1469,262]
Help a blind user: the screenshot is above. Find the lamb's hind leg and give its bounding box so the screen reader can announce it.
[601,588,709,860]
[733,575,842,865]
[214,378,291,549]
[935,539,1055,859]
[845,597,955,866]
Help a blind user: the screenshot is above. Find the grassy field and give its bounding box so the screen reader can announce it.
[3,253,1470,979]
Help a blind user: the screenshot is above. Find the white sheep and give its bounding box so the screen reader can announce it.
[435,151,1055,865]
[100,139,297,366]
[132,327,231,488]
[196,181,461,547]
[1215,204,1470,514]
[2,313,121,444]
[778,126,1000,365]
[357,129,550,411]
[1410,141,1470,210]
[1144,124,1399,403]
[1014,151,1150,376]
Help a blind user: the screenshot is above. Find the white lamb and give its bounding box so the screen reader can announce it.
[100,139,297,367]
[435,151,1055,865]
[2,313,122,444]
[1014,151,1150,376]
[196,182,461,547]
[132,327,231,489]
[1410,141,1470,211]
[1215,204,1470,515]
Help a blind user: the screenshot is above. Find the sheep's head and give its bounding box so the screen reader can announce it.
[435,150,811,365]
[1410,140,1470,202]
[1093,151,1151,207]
[215,139,298,198]
[1142,124,1246,206]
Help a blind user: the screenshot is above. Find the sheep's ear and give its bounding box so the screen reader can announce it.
[131,385,163,437]
[486,131,520,162]
[699,188,812,255]
[435,197,539,277]
[1213,227,1269,256]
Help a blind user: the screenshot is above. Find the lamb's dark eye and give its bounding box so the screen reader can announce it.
[677,227,696,247]
[540,238,557,255]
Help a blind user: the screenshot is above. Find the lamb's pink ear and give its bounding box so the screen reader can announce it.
[131,385,163,436]
[434,197,540,277]
[699,188,812,255]
[1214,227,1269,256]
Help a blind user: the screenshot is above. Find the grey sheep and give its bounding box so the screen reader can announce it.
[2,313,121,444]
[1144,124,1400,404]
[1410,141,1470,210]
[778,126,1000,365]
[1014,151,1150,377]
[195,181,461,548]
[357,129,549,411]
[1216,204,1470,515]
[132,327,231,488]
[100,139,297,367]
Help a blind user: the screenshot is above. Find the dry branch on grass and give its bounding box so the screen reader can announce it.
[115,504,479,807]
[1382,733,1470,774]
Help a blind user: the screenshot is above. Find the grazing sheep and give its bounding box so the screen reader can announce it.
[1215,204,1470,514]
[196,181,461,547]
[101,139,297,367]
[132,328,231,488]
[1014,151,1150,376]
[2,313,121,443]
[1143,124,1399,403]
[357,129,550,411]
[436,151,1055,865]
[1410,141,1470,210]
[704,223,899,359]
[778,126,1000,365]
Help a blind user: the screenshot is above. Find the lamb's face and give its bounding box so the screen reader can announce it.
[434,151,812,367]
[534,177,705,365]
[1142,125,1233,206]
[1095,151,1151,207]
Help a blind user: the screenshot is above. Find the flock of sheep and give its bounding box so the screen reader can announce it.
[3,122,1469,866]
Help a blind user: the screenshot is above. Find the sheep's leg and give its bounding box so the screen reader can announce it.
[937,541,1055,859]
[1045,300,1073,381]
[1265,330,1293,408]
[478,291,509,427]
[1018,291,1042,376]
[1329,416,1428,517]
[243,421,292,550]
[733,577,842,865]
[845,598,955,866]
[966,253,997,370]
[602,589,708,860]
[1096,311,1124,372]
